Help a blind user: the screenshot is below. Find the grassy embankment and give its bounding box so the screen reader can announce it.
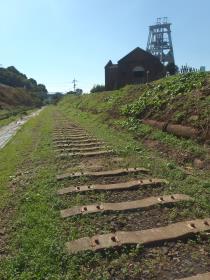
[60,72,210,164]
[0,72,210,279]
[57,82,210,278]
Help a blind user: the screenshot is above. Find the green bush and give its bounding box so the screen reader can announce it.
[121,72,207,118]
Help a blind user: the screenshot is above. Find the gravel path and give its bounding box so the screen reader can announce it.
[0,108,43,150]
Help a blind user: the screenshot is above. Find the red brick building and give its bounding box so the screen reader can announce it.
[105,47,164,91]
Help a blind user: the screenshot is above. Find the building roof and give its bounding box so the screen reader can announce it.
[118,47,160,63]
[105,60,113,68]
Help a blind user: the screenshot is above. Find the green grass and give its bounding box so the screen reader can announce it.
[0,108,35,128]
[116,118,208,159]
[57,105,210,217]
[0,108,42,210]
[0,106,67,279]
[55,104,210,279]
[0,104,209,279]
[121,72,208,120]
[59,72,210,163]
[60,72,210,129]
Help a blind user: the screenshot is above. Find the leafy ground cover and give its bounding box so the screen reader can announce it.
[59,73,210,167]
[0,103,209,279]
[121,72,208,121]
[62,72,210,130]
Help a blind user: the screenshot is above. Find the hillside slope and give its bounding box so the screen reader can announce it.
[61,72,210,137]
[0,66,48,123]
[0,83,44,121]
[59,72,210,168]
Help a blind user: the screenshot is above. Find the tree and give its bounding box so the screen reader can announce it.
[28,78,37,88]
[90,84,105,93]
[36,84,48,93]
[50,92,63,104]
[0,66,48,106]
[165,63,179,75]
[66,91,75,95]
[75,88,83,95]
[0,66,48,93]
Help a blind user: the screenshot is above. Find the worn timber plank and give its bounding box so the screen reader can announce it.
[57,178,167,194]
[66,218,210,253]
[177,272,210,280]
[56,132,86,135]
[60,194,191,218]
[53,137,96,141]
[56,167,149,180]
[53,133,88,137]
[56,142,104,148]
[53,129,84,132]
[54,139,102,144]
[55,146,107,153]
[53,138,99,143]
[57,150,113,158]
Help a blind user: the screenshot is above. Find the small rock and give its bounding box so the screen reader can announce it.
[162,247,169,255]
[204,140,210,146]
[189,115,199,122]
[0,228,5,235]
[193,158,205,169]
[110,221,125,230]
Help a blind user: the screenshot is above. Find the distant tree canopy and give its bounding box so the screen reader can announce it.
[50,92,63,105]
[0,66,49,106]
[75,88,83,95]
[90,84,105,93]
[66,88,83,95]
[0,66,48,93]
[66,91,75,95]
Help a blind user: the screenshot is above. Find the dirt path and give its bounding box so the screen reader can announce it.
[0,108,43,149]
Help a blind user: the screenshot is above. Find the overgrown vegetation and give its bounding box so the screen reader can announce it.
[90,84,105,93]
[0,73,210,279]
[0,105,209,279]
[121,72,208,119]
[0,84,45,110]
[0,66,47,93]
[62,72,210,129]
[0,108,35,128]
[116,117,207,160]
[59,72,210,165]
[0,67,49,118]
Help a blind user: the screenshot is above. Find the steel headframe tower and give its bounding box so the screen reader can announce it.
[146,17,175,65]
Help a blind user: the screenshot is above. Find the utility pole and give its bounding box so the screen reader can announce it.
[72,78,77,92]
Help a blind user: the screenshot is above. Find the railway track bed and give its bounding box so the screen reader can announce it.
[53,115,210,280]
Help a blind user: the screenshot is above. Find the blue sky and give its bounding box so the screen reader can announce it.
[0,0,209,93]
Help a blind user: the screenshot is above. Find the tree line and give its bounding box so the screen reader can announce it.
[0,66,49,106]
[0,66,47,92]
